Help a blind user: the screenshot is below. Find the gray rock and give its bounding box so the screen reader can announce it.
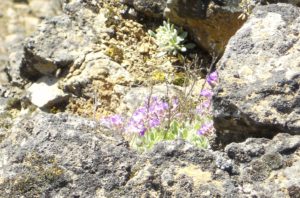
[27,76,69,108]
[0,98,9,114]
[107,133,300,197]
[29,0,62,18]
[123,0,300,54]
[165,0,244,54]
[121,0,167,18]
[0,0,63,90]
[225,133,300,198]
[134,0,167,18]
[213,4,300,144]
[0,112,136,197]
[21,3,107,80]
[61,51,133,97]
[0,111,299,197]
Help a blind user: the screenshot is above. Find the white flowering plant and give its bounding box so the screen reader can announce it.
[148,21,195,57]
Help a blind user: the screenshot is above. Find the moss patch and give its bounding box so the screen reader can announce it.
[0,153,67,197]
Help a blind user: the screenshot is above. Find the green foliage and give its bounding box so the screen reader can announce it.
[148,21,195,57]
[130,118,210,153]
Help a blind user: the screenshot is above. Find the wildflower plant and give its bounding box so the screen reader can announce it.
[148,21,195,57]
[100,71,218,152]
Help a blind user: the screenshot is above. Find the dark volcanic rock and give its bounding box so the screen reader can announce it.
[0,111,299,197]
[127,0,167,18]
[134,0,167,18]
[0,112,137,197]
[213,4,300,144]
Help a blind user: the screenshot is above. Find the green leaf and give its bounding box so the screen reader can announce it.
[179,31,188,39]
[148,30,156,37]
[185,43,196,49]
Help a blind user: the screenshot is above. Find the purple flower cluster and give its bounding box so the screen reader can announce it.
[207,71,218,87]
[101,71,218,138]
[195,71,218,135]
[100,114,123,128]
[197,122,214,135]
[200,89,213,99]
[101,97,177,136]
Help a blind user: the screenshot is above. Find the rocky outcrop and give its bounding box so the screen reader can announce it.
[164,0,245,55]
[0,111,299,197]
[122,0,167,18]
[213,4,300,143]
[0,0,62,93]
[22,5,107,80]
[123,0,245,54]
[1,1,299,196]
[0,112,137,197]
[123,0,300,54]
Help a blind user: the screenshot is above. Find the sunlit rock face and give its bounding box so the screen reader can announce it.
[0,111,299,197]
[213,4,300,144]
[164,0,244,55]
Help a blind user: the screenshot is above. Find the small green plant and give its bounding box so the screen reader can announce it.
[130,118,210,152]
[148,21,195,57]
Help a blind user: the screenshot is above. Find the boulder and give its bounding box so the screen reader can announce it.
[213,4,300,144]
[21,2,107,80]
[0,112,299,197]
[61,51,134,97]
[164,0,245,54]
[0,112,137,197]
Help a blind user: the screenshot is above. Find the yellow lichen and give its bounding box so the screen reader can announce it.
[105,45,124,63]
[176,164,223,188]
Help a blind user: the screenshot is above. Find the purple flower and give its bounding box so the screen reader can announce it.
[110,115,123,126]
[195,100,211,115]
[172,98,179,107]
[125,120,145,134]
[197,122,214,135]
[100,114,124,128]
[202,100,210,108]
[200,89,213,98]
[139,127,147,136]
[207,71,218,87]
[149,100,169,115]
[149,118,160,128]
[132,107,147,123]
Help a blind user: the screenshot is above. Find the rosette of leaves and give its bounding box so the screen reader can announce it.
[148,21,195,57]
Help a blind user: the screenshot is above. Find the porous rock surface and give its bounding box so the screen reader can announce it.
[213,4,300,143]
[124,0,300,54]
[0,0,300,197]
[0,112,299,197]
[124,0,245,54]
[22,2,107,80]
[0,112,137,197]
[164,0,245,55]
[0,0,62,95]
